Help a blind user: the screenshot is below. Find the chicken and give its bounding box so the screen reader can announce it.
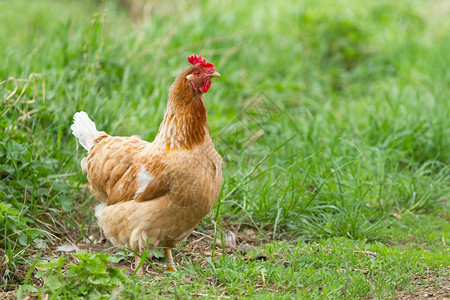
[71,55,222,272]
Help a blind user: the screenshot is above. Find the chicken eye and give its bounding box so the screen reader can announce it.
[195,71,200,75]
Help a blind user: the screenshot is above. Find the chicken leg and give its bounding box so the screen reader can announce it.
[164,248,177,271]
[134,253,144,275]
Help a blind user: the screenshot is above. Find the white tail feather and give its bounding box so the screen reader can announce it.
[71,111,100,151]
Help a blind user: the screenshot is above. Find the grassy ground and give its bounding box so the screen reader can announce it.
[1,0,449,298]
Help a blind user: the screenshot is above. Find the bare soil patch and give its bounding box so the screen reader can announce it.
[396,272,450,300]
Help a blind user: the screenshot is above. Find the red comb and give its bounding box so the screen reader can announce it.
[187,54,215,72]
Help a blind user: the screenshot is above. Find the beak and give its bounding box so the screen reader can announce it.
[208,71,221,78]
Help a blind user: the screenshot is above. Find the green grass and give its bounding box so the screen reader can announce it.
[1,0,449,298]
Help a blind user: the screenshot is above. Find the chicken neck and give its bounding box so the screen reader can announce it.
[153,76,210,150]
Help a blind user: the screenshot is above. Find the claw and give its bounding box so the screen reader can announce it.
[165,265,177,272]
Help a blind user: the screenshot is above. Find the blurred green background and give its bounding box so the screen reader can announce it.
[0,0,449,298]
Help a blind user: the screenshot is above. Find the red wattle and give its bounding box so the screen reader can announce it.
[200,80,212,93]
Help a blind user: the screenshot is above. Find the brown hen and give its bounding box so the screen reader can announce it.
[71,55,222,272]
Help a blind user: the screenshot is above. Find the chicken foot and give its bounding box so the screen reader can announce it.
[164,248,177,272]
[134,249,176,273]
